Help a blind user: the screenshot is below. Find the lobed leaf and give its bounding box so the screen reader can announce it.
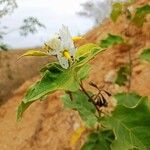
[140,48,150,62]
[115,66,129,86]
[114,92,143,108]
[132,4,150,27]
[17,63,80,120]
[81,130,115,150]
[101,96,150,150]
[77,64,91,80]
[62,91,97,127]
[111,3,123,22]
[100,34,124,48]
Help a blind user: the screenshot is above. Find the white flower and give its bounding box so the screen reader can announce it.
[44,34,61,55]
[59,25,76,58]
[44,25,77,69]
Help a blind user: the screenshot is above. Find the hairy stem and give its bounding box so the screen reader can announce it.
[128,48,132,92]
[66,91,73,101]
[80,81,100,116]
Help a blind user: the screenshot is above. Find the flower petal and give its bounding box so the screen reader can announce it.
[59,25,76,56]
[45,36,61,55]
[57,53,69,69]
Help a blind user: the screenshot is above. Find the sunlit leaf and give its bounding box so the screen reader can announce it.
[19,50,48,59]
[62,91,97,127]
[17,101,33,121]
[132,4,150,27]
[17,42,110,121]
[140,48,150,62]
[111,3,123,22]
[77,64,91,80]
[114,92,143,108]
[101,96,150,150]
[115,66,129,86]
[100,34,124,48]
[17,63,80,120]
[81,130,115,150]
[75,43,99,59]
[75,47,104,68]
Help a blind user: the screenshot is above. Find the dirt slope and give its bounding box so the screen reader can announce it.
[0,49,53,104]
[0,0,149,149]
[0,79,81,150]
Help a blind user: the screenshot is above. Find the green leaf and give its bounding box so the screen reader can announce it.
[114,92,143,108]
[17,101,33,121]
[132,4,150,27]
[75,43,98,59]
[77,64,91,80]
[81,130,115,150]
[140,48,150,62]
[75,47,104,68]
[115,66,129,86]
[17,63,80,120]
[111,3,123,22]
[100,34,124,48]
[102,96,150,150]
[61,91,97,127]
[18,50,48,59]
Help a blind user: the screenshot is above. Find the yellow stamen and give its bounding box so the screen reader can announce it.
[72,36,84,42]
[63,50,71,60]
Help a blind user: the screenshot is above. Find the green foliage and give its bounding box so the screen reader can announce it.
[132,4,150,27]
[110,0,135,22]
[73,44,104,68]
[114,92,143,108]
[102,95,150,150]
[75,43,98,59]
[17,43,104,120]
[99,34,124,48]
[77,64,91,80]
[111,3,123,22]
[115,66,129,86]
[62,91,97,127]
[17,63,80,120]
[81,130,115,150]
[140,48,150,62]
[18,50,48,59]
[17,101,33,121]
[16,6,150,149]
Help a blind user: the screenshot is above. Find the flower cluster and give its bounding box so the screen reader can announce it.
[43,25,82,69]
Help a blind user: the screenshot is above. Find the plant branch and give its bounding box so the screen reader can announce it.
[128,48,132,92]
[65,91,73,101]
[80,81,100,116]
